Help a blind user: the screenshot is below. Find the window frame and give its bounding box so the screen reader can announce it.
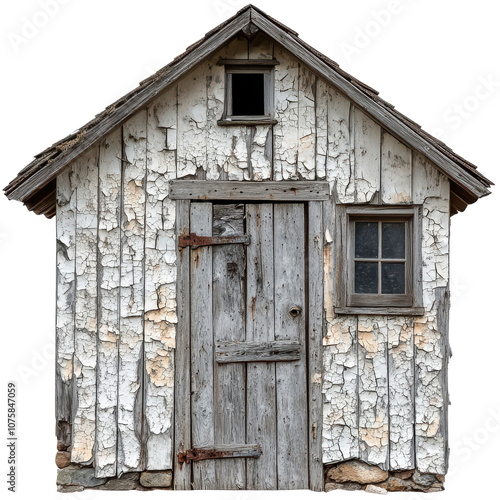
[337,205,423,314]
[219,64,276,125]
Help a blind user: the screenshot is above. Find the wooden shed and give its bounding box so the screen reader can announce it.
[4,5,493,493]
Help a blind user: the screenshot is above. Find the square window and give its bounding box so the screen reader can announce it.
[339,206,422,310]
[221,65,274,124]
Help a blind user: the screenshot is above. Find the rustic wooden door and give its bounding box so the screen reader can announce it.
[186,201,309,490]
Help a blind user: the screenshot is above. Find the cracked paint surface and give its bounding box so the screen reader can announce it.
[55,37,451,479]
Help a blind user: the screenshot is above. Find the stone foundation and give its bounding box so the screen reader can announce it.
[56,453,172,492]
[325,460,445,493]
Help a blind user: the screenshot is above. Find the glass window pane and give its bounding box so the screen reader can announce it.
[232,73,265,116]
[382,222,405,259]
[381,262,405,294]
[355,262,378,294]
[355,222,379,258]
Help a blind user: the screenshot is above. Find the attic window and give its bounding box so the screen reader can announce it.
[218,64,276,126]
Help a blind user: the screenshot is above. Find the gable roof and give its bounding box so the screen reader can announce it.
[4,4,493,218]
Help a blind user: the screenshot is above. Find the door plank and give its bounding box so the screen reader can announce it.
[274,203,309,489]
[216,340,301,363]
[190,202,216,489]
[245,204,277,490]
[212,204,247,489]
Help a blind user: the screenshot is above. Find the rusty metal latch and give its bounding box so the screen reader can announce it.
[179,233,250,249]
[178,444,261,464]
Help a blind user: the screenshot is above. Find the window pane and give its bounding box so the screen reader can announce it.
[355,222,378,258]
[381,262,405,294]
[355,262,378,294]
[382,222,405,259]
[232,73,265,116]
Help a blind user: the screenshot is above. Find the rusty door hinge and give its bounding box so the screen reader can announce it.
[178,444,261,464]
[179,233,250,249]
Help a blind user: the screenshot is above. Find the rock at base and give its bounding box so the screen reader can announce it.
[57,467,107,487]
[327,460,389,485]
[55,451,71,469]
[365,484,388,495]
[139,471,173,488]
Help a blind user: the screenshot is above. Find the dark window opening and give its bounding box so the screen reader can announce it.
[231,73,265,116]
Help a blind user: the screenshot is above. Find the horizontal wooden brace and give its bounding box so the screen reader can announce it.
[215,340,302,363]
[178,444,262,464]
[179,233,250,248]
[335,307,425,316]
[217,58,280,66]
[168,181,330,201]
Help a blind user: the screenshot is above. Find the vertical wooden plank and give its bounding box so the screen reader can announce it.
[173,199,191,490]
[190,202,216,489]
[144,85,178,471]
[322,197,359,463]
[297,65,316,180]
[117,112,147,475]
[212,204,246,489]
[248,32,272,59]
[246,203,277,490]
[274,203,308,489]
[357,316,389,469]
[95,130,121,477]
[177,63,208,178]
[55,166,76,451]
[308,201,324,491]
[352,107,381,203]
[388,316,415,470]
[326,87,353,203]
[71,147,99,464]
[413,153,450,474]
[315,78,328,181]
[273,47,299,180]
[381,132,412,204]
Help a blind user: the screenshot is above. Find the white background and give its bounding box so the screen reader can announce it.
[1,1,499,499]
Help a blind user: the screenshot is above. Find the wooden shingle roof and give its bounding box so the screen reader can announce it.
[4,4,493,218]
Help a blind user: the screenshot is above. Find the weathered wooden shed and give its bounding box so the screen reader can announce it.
[4,4,493,493]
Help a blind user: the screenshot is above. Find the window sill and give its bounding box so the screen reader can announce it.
[335,306,425,316]
[217,118,278,127]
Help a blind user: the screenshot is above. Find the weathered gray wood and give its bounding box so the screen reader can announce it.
[307,201,324,491]
[217,58,280,65]
[169,180,330,200]
[381,132,412,204]
[117,113,147,475]
[190,202,216,489]
[95,130,121,478]
[186,444,262,461]
[245,203,277,490]
[335,307,425,316]
[10,10,253,202]
[250,8,490,199]
[173,199,191,490]
[55,165,76,451]
[71,148,99,465]
[215,340,301,363]
[274,203,308,489]
[212,203,246,489]
[297,64,316,180]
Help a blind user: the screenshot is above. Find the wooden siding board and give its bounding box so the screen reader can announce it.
[357,316,389,469]
[274,203,308,489]
[55,166,76,450]
[212,204,246,489]
[388,316,415,470]
[314,78,328,181]
[144,86,178,471]
[190,202,216,489]
[381,132,412,204]
[71,148,99,465]
[173,200,191,489]
[95,130,122,478]
[297,65,316,180]
[308,201,324,491]
[273,47,299,180]
[117,112,147,474]
[245,203,277,489]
